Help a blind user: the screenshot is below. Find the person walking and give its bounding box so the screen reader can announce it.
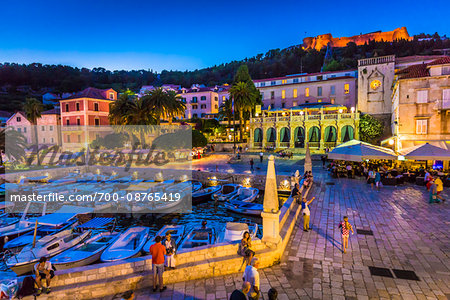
[429,179,439,203]
[301,196,315,232]
[339,216,354,253]
[163,232,177,269]
[149,236,167,292]
[375,170,382,190]
[243,258,260,300]
[230,282,251,300]
[250,158,254,173]
[367,168,375,189]
[435,176,445,202]
[259,152,263,163]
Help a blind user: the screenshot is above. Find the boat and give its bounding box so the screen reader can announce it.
[224,200,263,216]
[217,222,259,243]
[212,184,241,201]
[6,229,91,275]
[178,226,216,252]
[228,187,259,203]
[51,231,119,270]
[190,180,202,193]
[192,185,221,204]
[142,225,185,254]
[100,226,149,262]
[3,219,77,253]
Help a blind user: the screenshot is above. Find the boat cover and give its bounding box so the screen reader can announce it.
[76,217,114,229]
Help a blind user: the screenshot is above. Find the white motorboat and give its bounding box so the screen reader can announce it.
[142,225,185,254]
[3,219,77,253]
[178,226,216,252]
[224,200,263,216]
[51,231,119,270]
[6,229,91,275]
[217,222,258,243]
[192,185,221,204]
[212,184,241,201]
[100,226,149,262]
[228,187,259,203]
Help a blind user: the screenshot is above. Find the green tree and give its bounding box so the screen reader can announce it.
[0,128,27,165]
[165,90,185,125]
[192,130,207,148]
[218,97,233,127]
[23,97,44,165]
[359,114,384,144]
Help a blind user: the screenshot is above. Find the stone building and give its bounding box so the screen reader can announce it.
[249,103,359,153]
[389,57,450,151]
[253,70,357,111]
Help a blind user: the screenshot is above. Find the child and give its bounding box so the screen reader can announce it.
[339,216,354,253]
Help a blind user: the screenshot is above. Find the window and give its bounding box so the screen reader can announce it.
[66,119,69,126]
[41,126,45,131]
[16,117,21,122]
[344,84,350,94]
[17,128,21,133]
[192,97,198,103]
[193,113,198,118]
[281,102,285,108]
[293,78,299,83]
[305,88,310,97]
[330,85,336,95]
[67,135,70,143]
[49,125,53,131]
[94,103,99,111]
[271,81,276,86]
[281,90,286,99]
[23,127,26,133]
[330,75,336,78]
[76,102,80,111]
[77,135,81,143]
[317,75,323,80]
[345,73,350,76]
[270,91,275,99]
[43,137,46,143]
[293,101,297,106]
[201,113,206,118]
[318,99,322,103]
[417,90,428,103]
[281,79,287,84]
[260,82,265,87]
[109,92,114,100]
[293,89,298,98]
[214,97,218,102]
[443,66,450,75]
[201,96,207,101]
[77,118,81,126]
[305,100,309,104]
[317,87,322,96]
[51,137,54,143]
[201,104,206,109]
[222,96,226,101]
[416,119,427,134]
[443,89,450,108]
[192,105,198,109]
[330,98,335,104]
[94,118,100,126]
[215,104,218,109]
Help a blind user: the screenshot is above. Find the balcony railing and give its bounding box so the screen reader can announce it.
[251,112,358,125]
[265,142,276,148]
[308,142,320,148]
[324,142,336,148]
[253,142,262,148]
[279,142,290,148]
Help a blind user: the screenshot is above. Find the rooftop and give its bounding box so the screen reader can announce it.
[253,69,357,83]
[396,56,450,79]
[64,87,116,100]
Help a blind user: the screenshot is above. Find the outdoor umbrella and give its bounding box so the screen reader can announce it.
[327,139,397,162]
[399,143,450,160]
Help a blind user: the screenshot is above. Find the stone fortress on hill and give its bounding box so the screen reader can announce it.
[303,27,413,50]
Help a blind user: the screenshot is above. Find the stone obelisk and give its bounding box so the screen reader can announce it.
[304,142,312,173]
[261,155,281,245]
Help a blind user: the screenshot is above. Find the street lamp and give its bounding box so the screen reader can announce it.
[351,107,355,113]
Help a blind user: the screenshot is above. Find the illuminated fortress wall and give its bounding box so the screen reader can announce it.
[303,27,413,50]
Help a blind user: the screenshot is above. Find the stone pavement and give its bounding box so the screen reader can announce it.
[106,169,450,300]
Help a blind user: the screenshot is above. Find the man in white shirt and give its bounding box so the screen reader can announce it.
[243,258,260,300]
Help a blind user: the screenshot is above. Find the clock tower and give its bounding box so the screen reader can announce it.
[357,55,396,126]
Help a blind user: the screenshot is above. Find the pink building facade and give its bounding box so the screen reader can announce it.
[254,70,357,110]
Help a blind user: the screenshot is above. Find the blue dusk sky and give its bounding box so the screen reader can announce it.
[1,0,448,71]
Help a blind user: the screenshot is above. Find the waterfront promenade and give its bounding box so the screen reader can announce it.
[116,169,449,300]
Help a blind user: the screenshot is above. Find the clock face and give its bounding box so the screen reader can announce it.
[370,79,382,90]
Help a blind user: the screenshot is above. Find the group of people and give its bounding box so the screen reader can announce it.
[148,232,178,293]
[425,170,446,203]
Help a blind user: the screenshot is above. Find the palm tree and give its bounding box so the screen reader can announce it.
[165,90,185,125]
[219,97,233,127]
[109,93,132,125]
[0,128,27,166]
[229,82,256,141]
[23,97,44,165]
[141,88,168,125]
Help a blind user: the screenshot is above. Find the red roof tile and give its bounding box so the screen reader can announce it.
[41,108,60,115]
[427,56,450,66]
[396,56,450,79]
[64,87,115,100]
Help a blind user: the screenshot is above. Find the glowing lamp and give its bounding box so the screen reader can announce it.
[388,139,394,146]
[242,177,251,188]
[351,107,355,112]
[338,109,343,114]
[255,113,259,117]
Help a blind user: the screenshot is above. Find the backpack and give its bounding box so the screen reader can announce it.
[17,276,35,299]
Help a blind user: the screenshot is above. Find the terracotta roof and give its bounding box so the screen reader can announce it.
[396,56,450,79]
[395,55,445,64]
[64,87,115,100]
[427,56,450,66]
[41,108,60,115]
[257,76,356,88]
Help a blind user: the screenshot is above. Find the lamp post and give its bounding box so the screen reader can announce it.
[233,98,236,155]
